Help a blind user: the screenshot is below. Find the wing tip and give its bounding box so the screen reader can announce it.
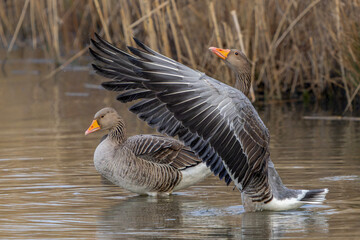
[94,32,101,40]
[101,81,117,91]
[133,37,147,51]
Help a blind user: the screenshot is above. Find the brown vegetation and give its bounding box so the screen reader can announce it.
[0,0,359,110]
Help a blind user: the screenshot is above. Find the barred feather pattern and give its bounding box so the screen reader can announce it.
[106,144,182,193]
[95,126,208,194]
[91,107,210,194]
[90,34,233,185]
[90,34,328,211]
[109,120,126,144]
[125,135,203,170]
[90,33,272,203]
[89,34,340,211]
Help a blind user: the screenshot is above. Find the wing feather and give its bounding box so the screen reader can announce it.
[90,35,274,196]
[126,135,202,170]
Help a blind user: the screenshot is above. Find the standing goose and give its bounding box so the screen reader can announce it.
[89,33,328,212]
[85,107,212,195]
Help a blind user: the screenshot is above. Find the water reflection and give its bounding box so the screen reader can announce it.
[1,52,360,239]
[98,196,237,239]
[97,195,330,239]
[99,197,183,235]
[241,210,329,239]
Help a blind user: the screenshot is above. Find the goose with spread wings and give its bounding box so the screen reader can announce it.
[89,33,328,211]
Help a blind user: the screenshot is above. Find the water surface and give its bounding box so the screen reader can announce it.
[0,52,359,239]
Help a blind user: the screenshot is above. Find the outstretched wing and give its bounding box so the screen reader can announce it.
[126,134,203,170]
[90,34,271,202]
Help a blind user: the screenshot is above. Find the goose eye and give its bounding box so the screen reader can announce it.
[235,52,239,56]
[101,115,104,118]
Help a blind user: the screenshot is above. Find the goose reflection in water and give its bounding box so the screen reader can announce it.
[96,195,329,239]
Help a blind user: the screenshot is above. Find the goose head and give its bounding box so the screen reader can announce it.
[85,107,120,135]
[209,47,251,97]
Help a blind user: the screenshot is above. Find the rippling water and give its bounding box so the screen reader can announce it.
[1,52,359,239]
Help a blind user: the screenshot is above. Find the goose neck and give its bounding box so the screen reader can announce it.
[109,119,126,144]
[235,71,251,97]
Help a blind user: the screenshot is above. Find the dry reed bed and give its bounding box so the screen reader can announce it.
[0,0,359,110]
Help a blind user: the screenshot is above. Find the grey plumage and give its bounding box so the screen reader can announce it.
[89,34,328,211]
[86,107,210,194]
[90,34,270,202]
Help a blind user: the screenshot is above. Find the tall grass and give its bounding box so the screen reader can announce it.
[0,0,359,109]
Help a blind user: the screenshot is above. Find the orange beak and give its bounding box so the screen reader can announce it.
[85,119,101,135]
[209,47,231,60]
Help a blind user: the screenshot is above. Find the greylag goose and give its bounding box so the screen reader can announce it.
[85,107,212,195]
[89,33,328,212]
